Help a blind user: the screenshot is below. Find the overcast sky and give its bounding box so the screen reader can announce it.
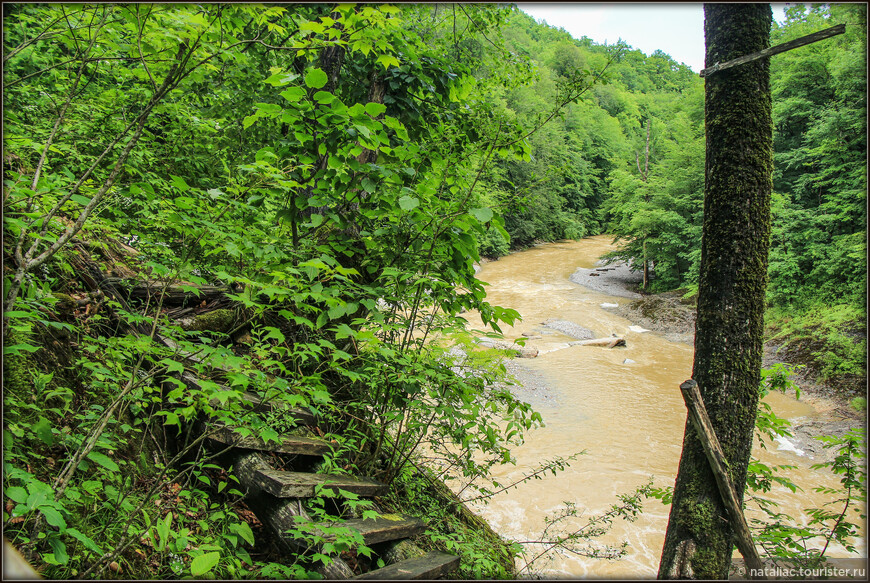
[518,3,796,73]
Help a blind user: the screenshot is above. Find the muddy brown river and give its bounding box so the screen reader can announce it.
[463,236,864,577]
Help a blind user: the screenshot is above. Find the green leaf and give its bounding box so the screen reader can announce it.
[157,511,172,551]
[70,194,91,206]
[365,102,386,117]
[279,87,306,103]
[161,359,185,374]
[262,327,285,343]
[470,207,493,223]
[65,528,102,554]
[376,54,401,70]
[299,20,325,34]
[362,178,378,193]
[190,551,220,576]
[32,417,55,446]
[305,68,328,89]
[41,506,67,529]
[6,486,27,504]
[255,102,282,115]
[86,451,120,472]
[313,90,335,104]
[81,481,103,496]
[265,70,299,87]
[47,537,69,564]
[170,175,190,192]
[234,521,255,546]
[4,343,40,356]
[398,196,419,211]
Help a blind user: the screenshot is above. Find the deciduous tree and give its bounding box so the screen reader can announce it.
[658,4,773,578]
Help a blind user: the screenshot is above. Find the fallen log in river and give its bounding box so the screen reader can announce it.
[569,336,626,348]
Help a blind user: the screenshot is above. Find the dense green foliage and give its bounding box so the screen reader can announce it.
[763,5,866,393]
[2,3,865,579]
[3,4,561,577]
[507,5,865,391]
[482,11,703,254]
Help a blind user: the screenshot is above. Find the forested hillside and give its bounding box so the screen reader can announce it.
[2,3,865,579]
[489,5,865,395]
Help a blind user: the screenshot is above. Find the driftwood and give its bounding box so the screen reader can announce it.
[679,380,766,579]
[569,336,626,348]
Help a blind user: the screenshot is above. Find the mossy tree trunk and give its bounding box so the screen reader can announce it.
[658,4,773,579]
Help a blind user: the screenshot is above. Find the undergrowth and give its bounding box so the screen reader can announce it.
[765,302,866,397]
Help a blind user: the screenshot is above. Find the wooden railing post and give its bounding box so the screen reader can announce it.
[679,379,767,579]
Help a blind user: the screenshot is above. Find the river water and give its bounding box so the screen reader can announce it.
[463,236,863,578]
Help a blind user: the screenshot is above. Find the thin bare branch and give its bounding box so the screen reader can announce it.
[134,5,157,91]
[4,57,79,89]
[60,5,83,54]
[27,10,108,193]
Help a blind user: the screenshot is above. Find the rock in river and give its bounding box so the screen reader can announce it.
[541,319,595,339]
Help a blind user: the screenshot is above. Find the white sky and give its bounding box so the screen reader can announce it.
[518,3,797,73]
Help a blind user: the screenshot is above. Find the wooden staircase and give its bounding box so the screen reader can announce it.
[206,390,460,580]
[66,260,461,579]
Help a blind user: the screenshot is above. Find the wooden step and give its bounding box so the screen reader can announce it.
[252,469,388,498]
[208,425,331,455]
[333,514,426,546]
[356,551,460,580]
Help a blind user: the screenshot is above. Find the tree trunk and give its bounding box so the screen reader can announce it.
[637,118,651,291]
[658,4,773,579]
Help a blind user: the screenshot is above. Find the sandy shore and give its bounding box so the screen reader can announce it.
[568,260,644,299]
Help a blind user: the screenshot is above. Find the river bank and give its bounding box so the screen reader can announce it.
[567,258,863,463]
[469,237,864,575]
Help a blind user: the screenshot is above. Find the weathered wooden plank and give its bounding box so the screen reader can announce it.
[253,469,387,498]
[679,380,766,579]
[208,425,331,456]
[336,515,426,546]
[229,451,356,579]
[103,277,234,306]
[355,551,460,580]
[700,23,845,77]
